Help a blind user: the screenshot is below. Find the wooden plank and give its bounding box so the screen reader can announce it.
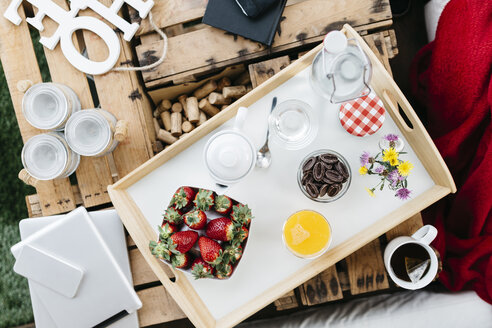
[25,185,84,218]
[129,248,159,286]
[385,212,424,241]
[363,32,393,75]
[137,286,187,327]
[273,290,299,311]
[248,56,291,88]
[345,238,389,295]
[36,1,113,208]
[299,265,343,306]
[130,0,206,36]
[130,0,310,36]
[81,3,153,178]
[137,0,392,88]
[0,0,76,216]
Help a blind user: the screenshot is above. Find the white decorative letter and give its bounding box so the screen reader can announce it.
[3,0,154,75]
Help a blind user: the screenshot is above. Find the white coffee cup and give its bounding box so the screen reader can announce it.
[384,225,439,290]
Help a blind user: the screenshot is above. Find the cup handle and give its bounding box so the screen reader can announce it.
[411,225,438,245]
[234,107,248,130]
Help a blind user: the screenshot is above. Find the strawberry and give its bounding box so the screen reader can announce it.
[170,187,196,210]
[215,263,233,279]
[158,222,178,240]
[149,240,172,261]
[194,189,215,211]
[162,206,183,225]
[206,217,237,242]
[191,258,214,279]
[198,236,223,265]
[214,195,233,215]
[231,204,253,226]
[168,231,198,254]
[171,252,192,269]
[234,226,249,243]
[183,209,207,230]
[224,243,243,263]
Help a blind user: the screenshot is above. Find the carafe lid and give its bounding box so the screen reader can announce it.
[323,31,348,54]
[204,131,255,183]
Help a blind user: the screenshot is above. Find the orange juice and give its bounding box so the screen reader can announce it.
[283,210,332,258]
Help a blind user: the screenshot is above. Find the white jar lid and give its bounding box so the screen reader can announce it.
[204,131,255,184]
[22,83,69,130]
[22,133,69,180]
[323,31,348,54]
[65,110,113,156]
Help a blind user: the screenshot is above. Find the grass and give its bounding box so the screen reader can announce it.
[0,32,50,328]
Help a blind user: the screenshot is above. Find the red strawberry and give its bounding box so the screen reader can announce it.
[231,204,253,226]
[168,231,198,254]
[171,253,192,269]
[162,206,183,225]
[198,236,223,265]
[194,189,215,211]
[224,243,243,263]
[206,217,237,242]
[183,209,207,230]
[214,195,233,215]
[191,258,214,279]
[233,226,249,243]
[215,263,233,279]
[170,187,196,210]
[149,240,171,261]
[158,222,178,240]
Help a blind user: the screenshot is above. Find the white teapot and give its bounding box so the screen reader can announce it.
[203,107,256,187]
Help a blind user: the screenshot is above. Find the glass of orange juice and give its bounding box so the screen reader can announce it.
[282,210,332,259]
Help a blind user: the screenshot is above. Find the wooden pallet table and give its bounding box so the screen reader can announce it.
[0,0,424,326]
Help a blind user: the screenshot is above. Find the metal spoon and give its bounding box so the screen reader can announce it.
[256,97,277,168]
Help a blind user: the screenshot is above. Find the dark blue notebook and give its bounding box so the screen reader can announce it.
[202,0,287,46]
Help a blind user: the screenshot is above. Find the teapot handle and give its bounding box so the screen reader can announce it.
[234,107,248,131]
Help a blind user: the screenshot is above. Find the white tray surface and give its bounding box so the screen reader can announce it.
[128,66,435,319]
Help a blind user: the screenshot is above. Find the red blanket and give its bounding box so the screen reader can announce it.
[410,0,492,303]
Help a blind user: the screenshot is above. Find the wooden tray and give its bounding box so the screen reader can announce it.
[108,25,456,328]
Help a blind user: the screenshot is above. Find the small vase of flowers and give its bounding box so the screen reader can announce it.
[359,134,414,200]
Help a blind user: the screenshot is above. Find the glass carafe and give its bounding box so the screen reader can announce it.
[310,31,372,103]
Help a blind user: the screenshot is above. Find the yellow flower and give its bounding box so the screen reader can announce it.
[365,188,375,197]
[382,148,398,162]
[359,166,368,175]
[389,157,399,166]
[398,161,414,176]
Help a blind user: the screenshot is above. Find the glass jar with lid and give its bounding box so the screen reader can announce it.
[22,83,81,131]
[310,31,372,103]
[64,109,120,157]
[21,132,80,180]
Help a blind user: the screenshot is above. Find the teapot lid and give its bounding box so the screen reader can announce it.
[204,130,255,183]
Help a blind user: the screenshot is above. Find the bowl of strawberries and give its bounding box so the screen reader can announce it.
[149,186,253,280]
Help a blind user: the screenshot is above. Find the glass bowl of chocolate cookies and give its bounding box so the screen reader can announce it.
[297,150,351,202]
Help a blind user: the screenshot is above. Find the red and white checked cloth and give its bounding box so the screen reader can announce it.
[339,92,385,137]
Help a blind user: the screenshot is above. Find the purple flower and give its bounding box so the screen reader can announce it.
[395,188,412,200]
[374,165,384,174]
[384,134,399,142]
[360,151,371,166]
[387,170,399,182]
